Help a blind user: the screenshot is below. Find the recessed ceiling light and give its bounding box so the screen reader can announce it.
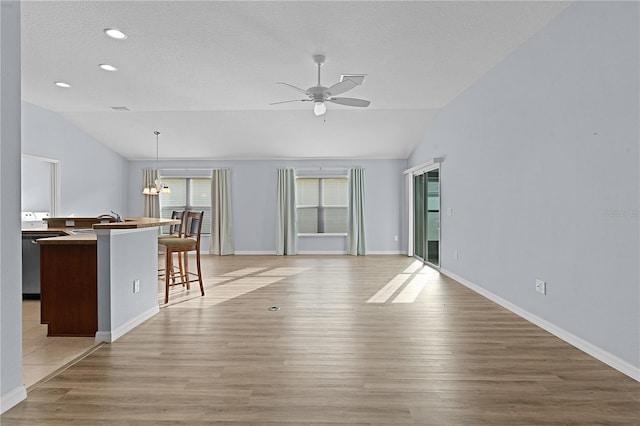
[54,81,71,88]
[104,28,127,40]
[99,64,118,72]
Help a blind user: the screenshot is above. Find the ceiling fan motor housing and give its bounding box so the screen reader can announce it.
[308,86,328,102]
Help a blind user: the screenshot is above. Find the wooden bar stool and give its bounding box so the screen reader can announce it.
[158,211,205,304]
[158,210,185,284]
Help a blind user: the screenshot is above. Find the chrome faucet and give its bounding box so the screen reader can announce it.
[111,210,123,222]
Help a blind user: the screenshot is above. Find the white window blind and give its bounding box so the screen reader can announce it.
[159,177,211,234]
[296,177,348,234]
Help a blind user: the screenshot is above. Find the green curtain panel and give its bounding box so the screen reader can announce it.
[276,168,298,255]
[210,169,235,255]
[142,169,160,218]
[348,168,366,255]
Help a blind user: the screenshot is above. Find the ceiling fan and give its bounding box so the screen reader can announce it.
[270,54,370,116]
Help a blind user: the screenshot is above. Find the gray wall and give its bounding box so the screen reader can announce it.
[409,2,639,371]
[22,102,129,217]
[1,0,26,412]
[96,228,159,340]
[128,159,407,254]
[21,156,50,212]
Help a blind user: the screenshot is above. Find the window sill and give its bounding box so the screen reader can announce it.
[297,233,347,237]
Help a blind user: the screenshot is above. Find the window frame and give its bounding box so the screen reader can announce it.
[159,176,212,235]
[295,175,349,237]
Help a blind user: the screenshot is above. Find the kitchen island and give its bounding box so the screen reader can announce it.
[37,217,178,342]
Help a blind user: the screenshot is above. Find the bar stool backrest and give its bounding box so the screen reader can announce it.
[168,210,185,236]
[183,211,204,244]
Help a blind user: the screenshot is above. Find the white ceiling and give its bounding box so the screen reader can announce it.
[21,1,570,160]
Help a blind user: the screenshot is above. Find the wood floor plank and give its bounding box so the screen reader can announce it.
[3,255,639,425]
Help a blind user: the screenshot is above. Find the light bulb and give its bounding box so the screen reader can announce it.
[314,102,326,116]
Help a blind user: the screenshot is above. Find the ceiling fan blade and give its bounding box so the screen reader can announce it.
[276,82,310,95]
[325,79,358,97]
[327,97,371,107]
[269,99,310,105]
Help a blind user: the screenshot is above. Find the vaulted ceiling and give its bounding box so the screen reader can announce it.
[21,1,570,160]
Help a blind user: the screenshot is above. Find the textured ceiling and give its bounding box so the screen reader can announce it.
[21,1,570,160]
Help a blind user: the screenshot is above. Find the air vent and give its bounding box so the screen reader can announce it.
[110,106,130,111]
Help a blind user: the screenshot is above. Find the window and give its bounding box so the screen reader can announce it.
[159,178,211,234]
[296,177,348,234]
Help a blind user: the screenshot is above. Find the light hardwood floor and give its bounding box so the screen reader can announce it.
[4,255,639,425]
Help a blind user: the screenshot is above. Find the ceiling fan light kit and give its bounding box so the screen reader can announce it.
[313,102,326,116]
[271,54,371,117]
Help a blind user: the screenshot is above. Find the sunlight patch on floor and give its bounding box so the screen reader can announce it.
[366,274,411,303]
[418,267,440,277]
[402,260,424,274]
[169,276,285,309]
[161,265,312,309]
[202,276,233,285]
[256,267,311,276]
[367,262,441,304]
[222,267,268,277]
[392,274,428,303]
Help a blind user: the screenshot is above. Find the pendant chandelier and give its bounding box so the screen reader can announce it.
[142,131,170,195]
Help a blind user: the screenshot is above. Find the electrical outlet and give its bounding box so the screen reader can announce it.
[447,208,453,216]
[133,279,140,294]
[535,279,546,295]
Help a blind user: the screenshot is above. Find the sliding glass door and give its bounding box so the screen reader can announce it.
[413,174,425,260]
[426,168,440,266]
[413,166,440,268]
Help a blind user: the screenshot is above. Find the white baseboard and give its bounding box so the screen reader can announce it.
[441,268,640,382]
[234,251,277,255]
[1,384,27,414]
[220,251,408,256]
[367,250,406,255]
[95,305,159,343]
[234,251,407,255]
[298,250,348,255]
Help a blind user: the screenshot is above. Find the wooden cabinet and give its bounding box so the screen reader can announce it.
[39,239,97,337]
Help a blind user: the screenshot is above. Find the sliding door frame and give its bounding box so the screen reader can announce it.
[404,158,442,267]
